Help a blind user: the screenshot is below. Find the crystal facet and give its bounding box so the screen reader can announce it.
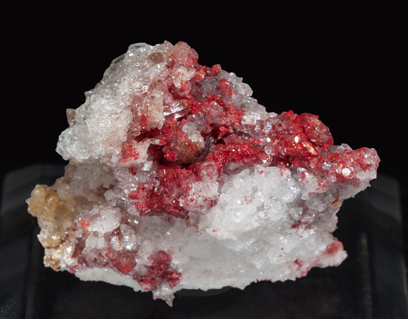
[27,41,380,305]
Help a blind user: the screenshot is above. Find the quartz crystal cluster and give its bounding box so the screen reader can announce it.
[27,41,380,305]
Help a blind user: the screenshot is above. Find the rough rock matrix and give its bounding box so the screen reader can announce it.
[27,41,380,305]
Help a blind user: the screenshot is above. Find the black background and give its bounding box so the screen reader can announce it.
[2,7,406,265]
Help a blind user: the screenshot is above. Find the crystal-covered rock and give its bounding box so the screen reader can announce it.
[27,41,380,305]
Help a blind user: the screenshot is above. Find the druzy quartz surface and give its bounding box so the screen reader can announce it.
[27,41,380,305]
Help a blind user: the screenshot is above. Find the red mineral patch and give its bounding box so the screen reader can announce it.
[134,251,181,290]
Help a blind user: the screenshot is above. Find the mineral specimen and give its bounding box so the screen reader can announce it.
[27,41,380,305]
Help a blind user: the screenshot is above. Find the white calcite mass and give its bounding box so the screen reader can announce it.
[27,41,380,305]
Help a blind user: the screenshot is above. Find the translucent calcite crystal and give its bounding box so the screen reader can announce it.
[27,41,380,305]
